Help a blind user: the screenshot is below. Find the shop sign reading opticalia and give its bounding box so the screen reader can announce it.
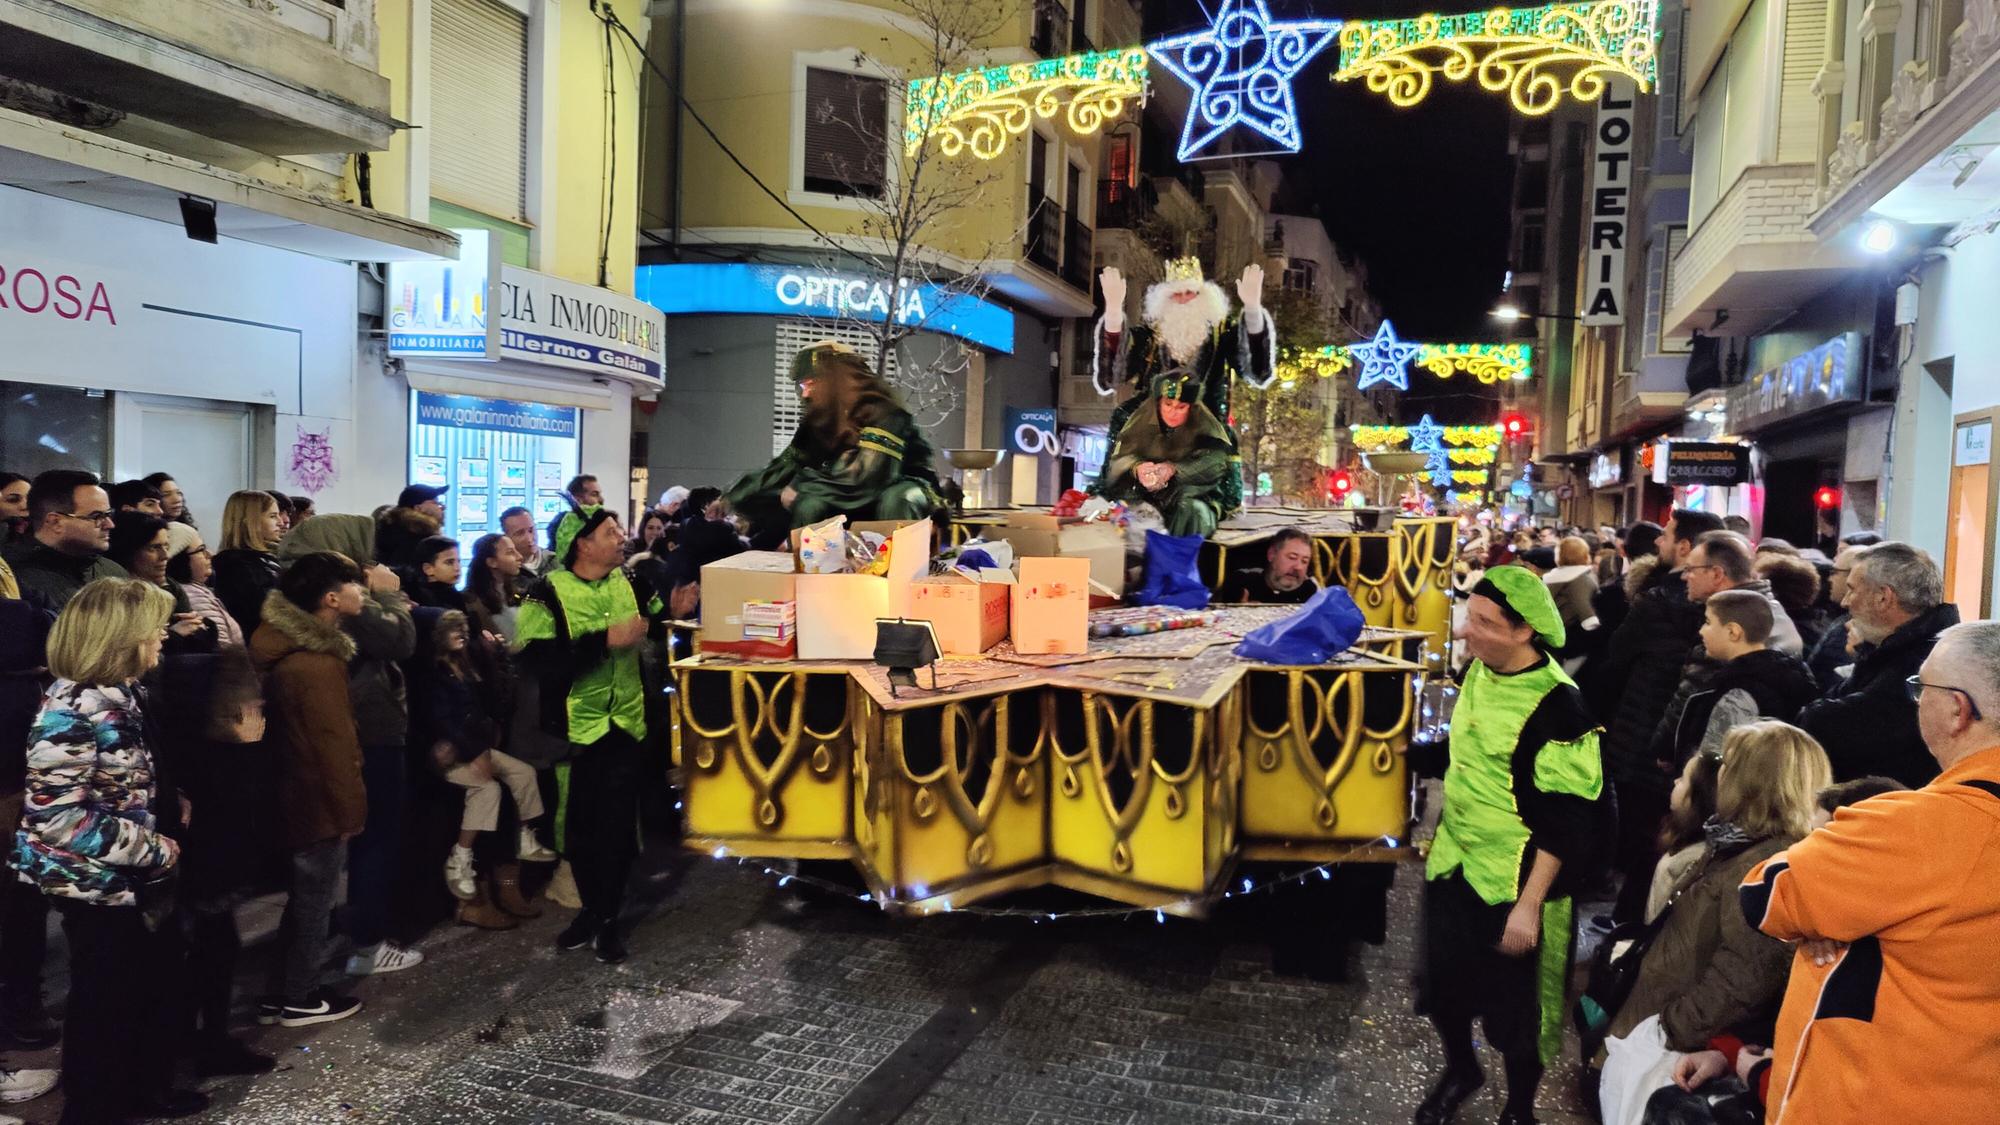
[634,263,1016,354]
[1006,407,1059,455]
[390,246,666,384]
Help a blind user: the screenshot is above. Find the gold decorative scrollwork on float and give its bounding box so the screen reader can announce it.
[1333,0,1658,116]
[906,49,1149,160]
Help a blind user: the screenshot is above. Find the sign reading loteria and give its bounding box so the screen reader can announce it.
[1582,81,1634,326]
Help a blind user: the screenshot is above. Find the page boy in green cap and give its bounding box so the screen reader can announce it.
[513,504,664,966]
[1415,564,1608,1125]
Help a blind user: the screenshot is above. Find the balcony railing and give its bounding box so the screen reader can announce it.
[1026,197,1062,273]
[1062,213,1093,290]
[1096,178,1154,230]
[1032,0,1071,58]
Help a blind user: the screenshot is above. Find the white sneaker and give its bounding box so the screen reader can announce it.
[345,941,424,976]
[444,847,477,900]
[517,827,557,863]
[0,1067,55,1103]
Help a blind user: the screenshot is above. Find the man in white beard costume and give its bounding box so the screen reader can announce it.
[1091,257,1275,524]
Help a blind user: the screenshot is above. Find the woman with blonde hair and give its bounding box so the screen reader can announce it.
[1596,721,1833,1124]
[209,489,285,638]
[15,579,208,1122]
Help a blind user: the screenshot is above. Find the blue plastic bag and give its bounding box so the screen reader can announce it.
[1133,529,1210,609]
[1234,584,1366,664]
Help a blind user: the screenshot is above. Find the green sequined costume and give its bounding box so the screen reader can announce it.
[1093,373,1235,538]
[727,344,943,546]
[1092,309,1274,522]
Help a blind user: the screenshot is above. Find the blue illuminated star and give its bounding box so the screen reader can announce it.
[1407,413,1445,454]
[1350,320,1424,392]
[1147,0,1341,162]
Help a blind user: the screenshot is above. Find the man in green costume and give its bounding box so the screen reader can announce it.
[1416,565,1607,1125]
[726,342,942,549]
[513,504,663,966]
[1092,372,1236,538]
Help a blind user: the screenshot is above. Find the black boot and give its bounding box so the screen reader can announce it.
[556,912,599,952]
[1413,1063,1485,1125]
[1495,1111,1540,1125]
[1497,1051,1543,1125]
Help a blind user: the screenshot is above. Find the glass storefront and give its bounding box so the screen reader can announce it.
[407,390,580,541]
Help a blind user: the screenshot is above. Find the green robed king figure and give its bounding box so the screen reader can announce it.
[1412,565,1610,1125]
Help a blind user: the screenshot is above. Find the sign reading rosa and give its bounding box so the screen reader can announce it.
[0,264,117,323]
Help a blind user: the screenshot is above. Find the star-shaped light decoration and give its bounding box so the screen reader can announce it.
[1147,0,1341,162]
[1406,412,1454,487]
[1350,319,1425,392]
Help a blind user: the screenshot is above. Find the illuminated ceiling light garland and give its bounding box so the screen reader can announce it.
[904,48,1150,160]
[1332,0,1659,116]
[1147,0,1341,161]
[1353,415,1502,489]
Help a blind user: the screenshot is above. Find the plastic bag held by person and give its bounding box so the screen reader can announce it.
[1234,585,1366,665]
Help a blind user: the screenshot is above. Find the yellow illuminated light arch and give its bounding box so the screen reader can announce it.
[904,48,1149,160]
[1332,0,1658,116]
[1280,341,1532,386]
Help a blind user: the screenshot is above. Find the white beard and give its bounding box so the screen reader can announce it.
[1143,281,1230,365]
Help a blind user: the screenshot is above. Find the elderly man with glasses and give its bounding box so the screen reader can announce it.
[1741,619,2000,1125]
[1796,541,1960,787]
[0,470,129,610]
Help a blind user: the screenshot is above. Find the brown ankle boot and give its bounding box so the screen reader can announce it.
[457,885,518,930]
[492,862,542,919]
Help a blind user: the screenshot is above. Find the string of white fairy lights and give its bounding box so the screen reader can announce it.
[693,833,1403,922]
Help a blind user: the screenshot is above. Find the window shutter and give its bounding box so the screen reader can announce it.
[773,320,897,456]
[432,0,529,222]
[802,68,888,197]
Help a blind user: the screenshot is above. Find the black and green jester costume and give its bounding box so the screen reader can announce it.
[1416,564,1608,1125]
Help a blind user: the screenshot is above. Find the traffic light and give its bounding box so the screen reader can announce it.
[1502,412,1528,440]
[1814,485,1841,510]
[1330,469,1354,499]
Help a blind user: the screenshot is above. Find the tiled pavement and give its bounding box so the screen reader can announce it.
[46,843,1600,1125]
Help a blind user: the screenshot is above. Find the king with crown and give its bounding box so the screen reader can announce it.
[1092,258,1275,527]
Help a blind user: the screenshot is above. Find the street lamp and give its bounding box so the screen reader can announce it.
[1490,305,1581,322]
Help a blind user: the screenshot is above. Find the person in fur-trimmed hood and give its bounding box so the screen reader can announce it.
[248,552,368,1028]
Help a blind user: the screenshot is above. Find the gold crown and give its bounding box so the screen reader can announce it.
[1164,255,1204,282]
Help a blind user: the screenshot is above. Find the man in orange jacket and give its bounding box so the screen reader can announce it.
[1740,619,2000,1124]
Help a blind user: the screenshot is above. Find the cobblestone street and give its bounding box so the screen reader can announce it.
[29,846,1602,1125]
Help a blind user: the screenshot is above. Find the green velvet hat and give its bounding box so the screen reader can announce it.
[1474,564,1565,648]
[554,504,615,567]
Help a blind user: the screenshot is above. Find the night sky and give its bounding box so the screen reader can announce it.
[1145,0,1517,421]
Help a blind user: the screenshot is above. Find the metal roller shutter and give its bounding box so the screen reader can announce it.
[431,0,529,222]
[773,320,897,456]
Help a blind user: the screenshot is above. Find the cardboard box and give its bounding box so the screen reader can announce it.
[795,522,931,660]
[1010,556,1091,654]
[907,569,1013,655]
[698,552,798,650]
[992,514,1127,596]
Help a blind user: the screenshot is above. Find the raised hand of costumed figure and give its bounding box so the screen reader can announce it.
[1100,267,1129,331]
[1236,264,1265,321]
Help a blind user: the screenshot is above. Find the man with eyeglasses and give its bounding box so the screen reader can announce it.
[1797,541,1959,787]
[0,470,128,610]
[1741,619,2000,1125]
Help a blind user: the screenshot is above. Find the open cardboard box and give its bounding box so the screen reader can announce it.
[698,551,798,657]
[907,568,1014,655]
[795,521,932,660]
[992,513,1127,596]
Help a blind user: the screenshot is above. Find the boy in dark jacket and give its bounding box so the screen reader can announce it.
[1673,590,1819,765]
[249,552,369,1029]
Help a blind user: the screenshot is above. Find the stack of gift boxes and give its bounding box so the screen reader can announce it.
[697,514,1123,662]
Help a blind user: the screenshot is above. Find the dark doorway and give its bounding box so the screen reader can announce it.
[1762,458,1833,546]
